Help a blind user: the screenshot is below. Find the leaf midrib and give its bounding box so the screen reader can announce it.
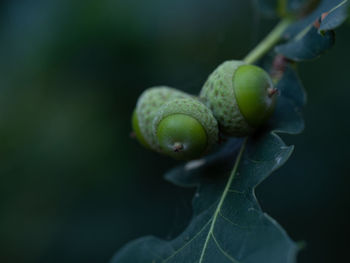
[198,138,248,263]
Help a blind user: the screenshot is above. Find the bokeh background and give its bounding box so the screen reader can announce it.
[0,0,349,262]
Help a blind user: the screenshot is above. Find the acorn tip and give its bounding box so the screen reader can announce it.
[173,142,184,152]
[268,88,278,97]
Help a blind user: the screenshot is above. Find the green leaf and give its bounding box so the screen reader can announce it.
[275,66,306,108]
[275,25,335,61]
[112,136,299,263]
[164,138,243,188]
[319,0,349,31]
[275,0,347,61]
[110,65,304,263]
[282,0,345,37]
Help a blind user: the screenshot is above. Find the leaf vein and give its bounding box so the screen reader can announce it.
[198,139,248,263]
[211,233,241,263]
[162,218,213,263]
[218,211,250,229]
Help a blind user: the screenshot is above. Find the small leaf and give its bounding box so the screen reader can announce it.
[275,0,347,61]
[319,0,349,31]
[164,138,243,188]
[280,0,345,37]
[275,23,334,61]
[276,65,306,108]
[268,96,304,134]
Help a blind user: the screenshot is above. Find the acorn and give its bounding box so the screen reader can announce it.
[132,86,189,150]
[153,97,218,160]
[199,60,277,136]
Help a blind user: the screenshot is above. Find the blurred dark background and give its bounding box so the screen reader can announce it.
[0,0,349,262]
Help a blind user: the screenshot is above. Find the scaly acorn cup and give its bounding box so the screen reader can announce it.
[153,97,219,160]
[199,60,278,136]
[132,86,190,150]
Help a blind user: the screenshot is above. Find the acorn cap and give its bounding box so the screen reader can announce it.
[135,86,190,150]
[200,60,253,136]
[153,97,218,160]
[200,60,277,136]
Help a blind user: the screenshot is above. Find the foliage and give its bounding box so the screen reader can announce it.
[111,0,348,262]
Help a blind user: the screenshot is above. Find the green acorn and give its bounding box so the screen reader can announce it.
[153,97,218,160]
[132,86,189,150]
[200,60,277,136]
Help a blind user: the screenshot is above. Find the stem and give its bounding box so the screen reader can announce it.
[243,18,293,64]
[277,0,288,17]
